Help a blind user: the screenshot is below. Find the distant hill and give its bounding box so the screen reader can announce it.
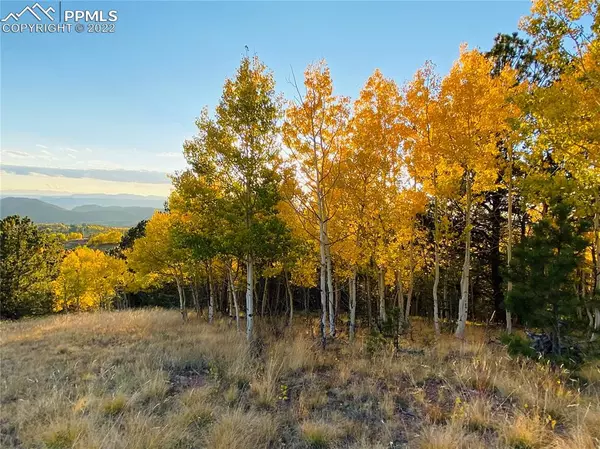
[0,197,157,226]
[0,193,166,210]
[0,198,71,223]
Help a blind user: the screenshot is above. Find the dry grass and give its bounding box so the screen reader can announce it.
[416,422,484,449]
[300,420,341,447]
[1,309,599,448]
[499,412,550,448]
[205,408,277,449]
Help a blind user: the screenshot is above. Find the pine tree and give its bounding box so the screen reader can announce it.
[506,193,590,355]
[0,216,63,318]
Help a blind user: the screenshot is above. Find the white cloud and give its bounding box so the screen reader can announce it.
[37,149,58,162]
[58,147,79,154]
[76,159,124,170]
[1,170,172,196]
[2,141,186,176]
[157,152,181,158]
[1,150,32,159]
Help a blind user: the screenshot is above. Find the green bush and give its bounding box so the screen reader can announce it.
[500,333,537,359]
[500,332,586,369]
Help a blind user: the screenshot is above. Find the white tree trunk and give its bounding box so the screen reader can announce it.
[456,174,472,339]
[207,265,215,324]
[190,276,200,317]
[325,234,335,338]
[319,243,328,347]
[261,277,268,317]
[592,193,600,341]
[506,149,514,333]
[349,268,357,341]
[284,270,294,327]
[366,273,372,328]
[443,270,448,320]
[433,194,440,336]
[334,276,341,322]
[246,255,254,340]
[318,192,329,347]
[405,265,414,323]
[175,276,187,321]
[378,266,387,322]
[405,240,415,324]
[396,270,405,326]
[227,278,233,318]
[227,266,240,331]
[593,309,600,341]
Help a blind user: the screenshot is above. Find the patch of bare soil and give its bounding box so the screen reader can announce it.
[168,367,208,392]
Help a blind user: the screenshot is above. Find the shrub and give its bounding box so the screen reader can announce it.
[501,333,537,359]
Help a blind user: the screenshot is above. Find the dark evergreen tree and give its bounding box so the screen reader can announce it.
[506,196,589,355]
[0,216,63,318]
[110,219,147,259]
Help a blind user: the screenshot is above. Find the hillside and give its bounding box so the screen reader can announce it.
[0,193,166,210]
[42,194,165,210]
[0,310,598,449]
[0,197,71,223]
[0,197,157,226]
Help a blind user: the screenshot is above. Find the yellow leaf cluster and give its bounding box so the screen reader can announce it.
[53,247,126,312]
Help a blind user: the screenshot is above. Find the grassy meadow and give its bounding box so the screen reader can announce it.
[1,309,599,449]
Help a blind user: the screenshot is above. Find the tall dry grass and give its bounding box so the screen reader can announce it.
[1,310,599,448]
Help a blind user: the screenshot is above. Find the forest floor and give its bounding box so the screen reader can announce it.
[1,309,599,449]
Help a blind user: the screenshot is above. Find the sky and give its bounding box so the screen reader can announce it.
[0,0,533,198]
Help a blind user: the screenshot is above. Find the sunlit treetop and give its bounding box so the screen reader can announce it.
[521,0,599,71]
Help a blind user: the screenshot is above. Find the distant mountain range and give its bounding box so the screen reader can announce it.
[0,197,159,227]
[0,193,166,210]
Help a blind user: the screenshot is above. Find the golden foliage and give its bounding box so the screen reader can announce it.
[53,247,126,312]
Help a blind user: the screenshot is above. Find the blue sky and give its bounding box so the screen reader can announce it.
[1,0,532,196]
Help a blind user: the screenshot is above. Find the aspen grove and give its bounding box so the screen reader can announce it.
[119,0,600,351]
[3,0,599,356]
